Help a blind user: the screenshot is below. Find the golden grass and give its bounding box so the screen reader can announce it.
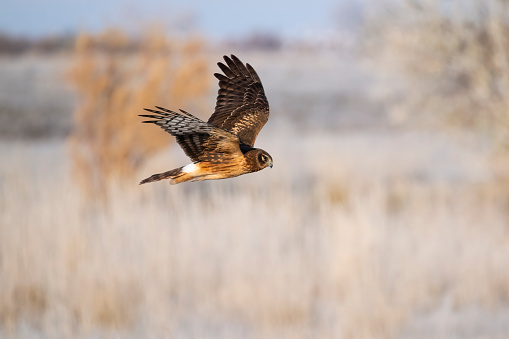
[67,29,210,202]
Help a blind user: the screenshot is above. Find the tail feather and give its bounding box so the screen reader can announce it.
[140,167,183,185]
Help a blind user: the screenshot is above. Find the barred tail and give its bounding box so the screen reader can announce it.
[139,167,183,185]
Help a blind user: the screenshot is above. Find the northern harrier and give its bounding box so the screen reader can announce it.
[139,55,273,185]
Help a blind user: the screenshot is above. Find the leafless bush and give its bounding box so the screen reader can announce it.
[366,0,509,150]
[67,28,210,202]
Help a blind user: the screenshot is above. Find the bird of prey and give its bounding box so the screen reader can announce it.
[139,55,273,185]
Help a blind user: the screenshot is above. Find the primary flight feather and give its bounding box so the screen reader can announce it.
[139,54,273,185]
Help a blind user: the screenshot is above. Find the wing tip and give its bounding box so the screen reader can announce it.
[154,105,173,113]
[143,107,166,115]
[217,55,260,82]
[139,114,162,120]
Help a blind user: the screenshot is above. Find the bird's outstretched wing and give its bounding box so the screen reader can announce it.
[140,106,241,163]
[208,55,269,147]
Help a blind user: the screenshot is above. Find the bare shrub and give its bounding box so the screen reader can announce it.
[67,29,210,202]
[366,0,509,149]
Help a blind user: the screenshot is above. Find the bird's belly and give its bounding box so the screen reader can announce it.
[191,161,247,181]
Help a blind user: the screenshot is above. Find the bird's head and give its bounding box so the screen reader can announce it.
[258,150,273,169]
[247,148,273,171]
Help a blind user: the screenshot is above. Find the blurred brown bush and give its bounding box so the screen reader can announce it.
[67,28,210,202]
[366,0,509,149]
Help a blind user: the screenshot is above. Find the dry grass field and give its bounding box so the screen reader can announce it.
[2,130,509,339]
[1,15,509,338]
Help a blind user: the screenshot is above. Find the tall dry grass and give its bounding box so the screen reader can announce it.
[1,152,509,338]
[366,0,509,150]
[3,30,509,338]
[1,125,509,338]
[67,28,210,202]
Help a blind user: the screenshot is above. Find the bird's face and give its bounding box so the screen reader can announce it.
[256,150,273,169]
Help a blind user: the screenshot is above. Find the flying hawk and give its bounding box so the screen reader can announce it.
[139,55,273,185]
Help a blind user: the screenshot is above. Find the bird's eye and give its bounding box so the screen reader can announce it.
[261,154,267,162]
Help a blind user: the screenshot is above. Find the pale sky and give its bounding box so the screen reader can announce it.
[0,0,363,38]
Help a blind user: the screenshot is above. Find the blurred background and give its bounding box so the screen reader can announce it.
[1,0,509,338]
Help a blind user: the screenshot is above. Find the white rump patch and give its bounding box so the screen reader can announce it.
[182,163,198,174]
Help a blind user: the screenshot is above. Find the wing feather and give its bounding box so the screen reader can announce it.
[217,62,236,78]
[246,63,262,82]
[140,107,241,163]
[208,55,269,147]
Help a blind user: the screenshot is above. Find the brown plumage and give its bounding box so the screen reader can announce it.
[139,55,273,185]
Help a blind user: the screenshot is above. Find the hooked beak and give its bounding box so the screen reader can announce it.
[269,160,273,168]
